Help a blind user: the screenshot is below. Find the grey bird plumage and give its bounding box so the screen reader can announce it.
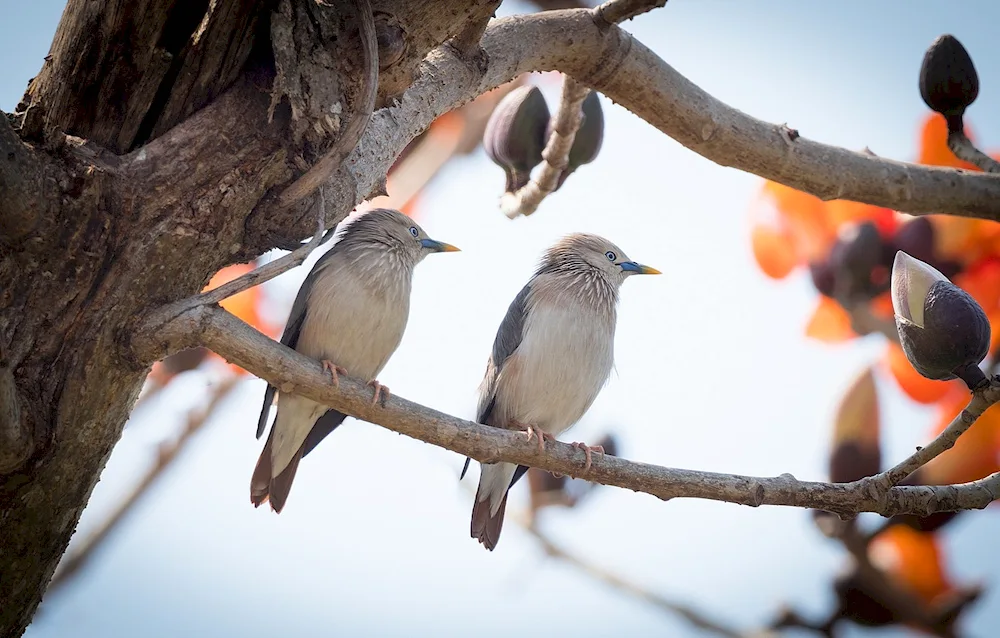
[251,208,458,513]
[467,233,659,550]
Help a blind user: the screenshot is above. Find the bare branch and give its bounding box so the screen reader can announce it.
[190,192,329,309]
[594,0,668,25]
[46,375,240,594]
[276,0,379,209]
[947,129,1000,173]
[134,305,1000,519]
[878,386,999,488]
[501,76,590,218]
[249,9,1000,245]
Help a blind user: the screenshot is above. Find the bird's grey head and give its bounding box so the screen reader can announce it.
[337,208,459,268]
[538,233,660,287]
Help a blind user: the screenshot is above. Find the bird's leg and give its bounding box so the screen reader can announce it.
[570,442,606,474]
[321,360,349,387]
[511,420,556,453]
[366,379,390,406]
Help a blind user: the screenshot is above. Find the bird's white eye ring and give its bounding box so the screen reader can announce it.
[605,250,616,261]
[409,226,419,237]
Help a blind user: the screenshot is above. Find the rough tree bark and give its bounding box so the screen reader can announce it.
[0,1,496,636]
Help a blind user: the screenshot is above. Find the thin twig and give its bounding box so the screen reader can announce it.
[947,130,1000,174]
[594,0,668,25]
[46,375,240,594]
[877,380,1000,489]
[457,479,756,638]
[135,305,1000,519]
[276,0,379,209]
[196,192,330,307]
[524,522,754,638]
[501,76,590,218]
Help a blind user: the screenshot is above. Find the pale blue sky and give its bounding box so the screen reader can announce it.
[6,2,1000,637]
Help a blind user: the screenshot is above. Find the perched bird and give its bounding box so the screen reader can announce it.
[465,233,659,550]
[251,208,459,513]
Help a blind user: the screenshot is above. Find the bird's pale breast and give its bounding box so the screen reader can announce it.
[296,258,410,381]
[495,294,615,435]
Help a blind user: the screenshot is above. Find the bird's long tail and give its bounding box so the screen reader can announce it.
[471,461,517,551]
[250,428,305,514]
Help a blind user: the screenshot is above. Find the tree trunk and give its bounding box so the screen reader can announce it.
[0,1,495,635]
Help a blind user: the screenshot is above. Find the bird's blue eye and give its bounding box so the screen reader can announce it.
[409,226,419,237]
[605,251,616,262]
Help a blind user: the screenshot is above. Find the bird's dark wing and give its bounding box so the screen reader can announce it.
[460,283,532,480]
[301,409,349,458]
[255,248,339,439]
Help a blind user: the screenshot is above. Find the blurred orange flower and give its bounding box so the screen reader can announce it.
[883,342,956,405]
[750,111,1000,413]
[203,263,273,376]
[869,526,953,605]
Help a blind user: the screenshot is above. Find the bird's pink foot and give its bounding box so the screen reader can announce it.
[513,421,556,452]
[571,442,606,473]
[367,379,390,406]
[321,360,349,387]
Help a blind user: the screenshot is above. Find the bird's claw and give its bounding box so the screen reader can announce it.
[367,379,390,406]
[571,442,605,473]
[321,360,349,387]
[518,423,555,453]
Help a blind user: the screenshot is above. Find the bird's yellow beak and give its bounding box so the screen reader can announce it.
[621,261,661,275]
[421,238,461,253]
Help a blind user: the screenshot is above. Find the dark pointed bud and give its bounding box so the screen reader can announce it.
[919,34,979,131]
[809,259,836,297]
[891,217,935,265]
[891,251,990,389]
[827,221,886,301]
[483,85,550,192]
[829,367,881,484]
[553,90,604,190]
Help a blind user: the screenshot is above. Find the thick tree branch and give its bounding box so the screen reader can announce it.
[185,193,329,309]
[447,1,501,58]
[263,8,1000,244]
[134,305,1000,519]
[593,0,668,25]
[275,0,379,209]
[0,366,30,474]
[46,376,239,595]
[0,114,48,243]
[501,76,590,218]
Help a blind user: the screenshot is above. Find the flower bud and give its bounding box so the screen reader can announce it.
[483,85,550,193]
[891,251,990,389]
[553,90,604,190]
[919,34,979,130]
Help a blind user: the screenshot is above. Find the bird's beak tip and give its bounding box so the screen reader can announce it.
[622,261,660,275]
[422,238,461,253]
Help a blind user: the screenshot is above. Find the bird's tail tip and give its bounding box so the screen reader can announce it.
[471,491,507,551]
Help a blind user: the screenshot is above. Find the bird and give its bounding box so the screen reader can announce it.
[251,207,459,513]
[465,233,659,550]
